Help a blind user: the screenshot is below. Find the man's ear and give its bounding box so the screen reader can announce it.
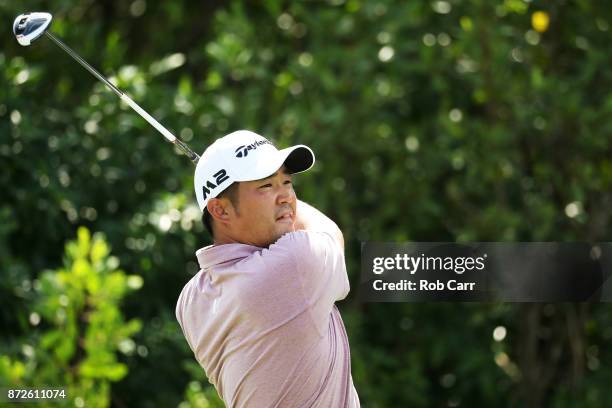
[207,198,231,224]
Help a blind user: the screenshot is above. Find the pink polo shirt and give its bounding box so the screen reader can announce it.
[175,230,360,407]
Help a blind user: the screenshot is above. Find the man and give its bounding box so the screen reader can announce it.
[175,130,360,407]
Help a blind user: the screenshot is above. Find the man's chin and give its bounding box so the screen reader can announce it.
[273,224,295,241]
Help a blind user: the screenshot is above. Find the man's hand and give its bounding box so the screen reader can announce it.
[294,200,344,250]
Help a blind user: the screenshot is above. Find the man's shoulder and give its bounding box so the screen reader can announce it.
[234,231,333,281]
[257,230,342,273]
[272,230,338,251]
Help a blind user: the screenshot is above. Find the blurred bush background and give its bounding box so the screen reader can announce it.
[1,0,611,406]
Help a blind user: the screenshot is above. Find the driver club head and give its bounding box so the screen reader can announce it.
[13,12,53,46]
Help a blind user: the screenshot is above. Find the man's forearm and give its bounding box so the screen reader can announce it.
[295,200,344,249]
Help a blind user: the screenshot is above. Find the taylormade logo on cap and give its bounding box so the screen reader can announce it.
[234,139,273,158]
[194,130,315,212]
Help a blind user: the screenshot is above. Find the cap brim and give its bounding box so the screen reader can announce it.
[234,144,315,182]
[280,145,315,175]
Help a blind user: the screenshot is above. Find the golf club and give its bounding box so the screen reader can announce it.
[13,11,200,164]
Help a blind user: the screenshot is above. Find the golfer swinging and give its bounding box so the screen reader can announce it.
[176,130,360,407]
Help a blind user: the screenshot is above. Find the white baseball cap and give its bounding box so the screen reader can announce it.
[194,130,315,212]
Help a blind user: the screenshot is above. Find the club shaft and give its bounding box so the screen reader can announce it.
[45,31,123,98]
[44,31,200,164]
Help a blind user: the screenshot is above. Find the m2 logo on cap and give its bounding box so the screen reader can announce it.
[202,169,229,199]
[234,139,272,158]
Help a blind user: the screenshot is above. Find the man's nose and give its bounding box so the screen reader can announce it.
[277,184,295,204]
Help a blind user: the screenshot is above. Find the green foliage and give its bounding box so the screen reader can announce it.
[2,0,612,406]
[178,381,225,408]
[0,227,141,407]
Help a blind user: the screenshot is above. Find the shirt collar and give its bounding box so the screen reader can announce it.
[195,243,261,269]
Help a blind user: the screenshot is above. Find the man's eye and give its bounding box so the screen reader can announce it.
[284,180,292,185]
[259,183,272,189]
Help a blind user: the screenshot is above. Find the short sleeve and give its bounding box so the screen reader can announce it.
[270,230,350,334]
[175,278,195,353]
